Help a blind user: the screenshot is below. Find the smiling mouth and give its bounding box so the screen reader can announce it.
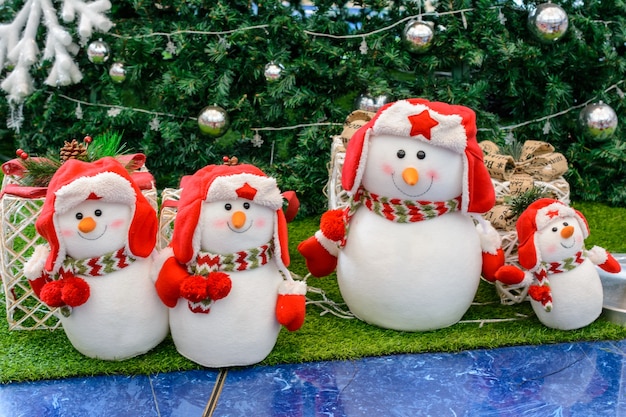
[227,221,253,234]
[391,173,433,198]
[560,240,575,249]
[78,226,107,241]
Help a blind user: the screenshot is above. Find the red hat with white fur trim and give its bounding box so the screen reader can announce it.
[169,164,290,271]
[36,157,158,274]
[342,98,495,214]
[516,198,589,271]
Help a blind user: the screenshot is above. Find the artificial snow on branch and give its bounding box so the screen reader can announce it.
[0,0,112,104]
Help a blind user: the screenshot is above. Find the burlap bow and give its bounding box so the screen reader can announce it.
[479,140,569,231]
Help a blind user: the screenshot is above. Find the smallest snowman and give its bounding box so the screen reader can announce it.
[155,163,306,368]
[24,157,168,360]
[511,198,621,330]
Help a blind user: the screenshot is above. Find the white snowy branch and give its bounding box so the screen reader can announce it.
[0,0,112,104]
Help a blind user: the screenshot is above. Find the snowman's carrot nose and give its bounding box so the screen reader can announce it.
[231,211,246,229]
[561,225,574,239]
[402,167,419,186]
[78,217,97,233]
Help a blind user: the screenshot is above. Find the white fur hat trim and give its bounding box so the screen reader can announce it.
[54,172,136,215]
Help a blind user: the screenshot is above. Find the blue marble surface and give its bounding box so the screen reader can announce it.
[2,341,626,417]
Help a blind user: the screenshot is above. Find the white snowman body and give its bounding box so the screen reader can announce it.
[337,134,481,331]
[169,199,283,367]
[530,215,603,330]
[56,199,168,360]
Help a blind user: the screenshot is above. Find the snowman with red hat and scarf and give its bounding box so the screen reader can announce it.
[24,157,168,360]
[298,98,504,331]
[496,198,621,330]
[154,163,306,368]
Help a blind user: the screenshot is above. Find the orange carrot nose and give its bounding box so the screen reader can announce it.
[78,217,97,233]
[231,211,246,229]
[561,225,575,239]
[402,167,419,186]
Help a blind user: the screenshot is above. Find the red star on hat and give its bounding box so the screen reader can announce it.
[546,209,560,219]
[408,110,439,139]
[236,182,257,201]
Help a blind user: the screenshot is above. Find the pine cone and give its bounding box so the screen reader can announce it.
[60,139,88,163]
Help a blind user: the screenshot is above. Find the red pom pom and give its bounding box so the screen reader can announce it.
[528,285,552,304]
[61,277,90,307]
[180,275,209,302]
[206,272,232,300]
[39,281,65,307]
[320,209,346,242]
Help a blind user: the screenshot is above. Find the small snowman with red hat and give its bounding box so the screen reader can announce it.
[497,198,621,330]
[154,161,306,368]
[298,98,504,331]
[24,157,168,360]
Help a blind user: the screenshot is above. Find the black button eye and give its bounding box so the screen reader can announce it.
[243,202,250,209]
[417,150,426,160]
[225,204,232,210]
[552,227,558,232]
[563,222,569,226]
[75,212,83,220]
[397,150,406,159]
[94,209,102,217]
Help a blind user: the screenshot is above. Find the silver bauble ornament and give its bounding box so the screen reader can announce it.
[264,61,284,81]
[108,62,127,83]
[355,94,389,112]
[87,40,111,64]
[528,3,569,43]
[579,101,618,140]
[197,105,230,138]
[403,20,435,53]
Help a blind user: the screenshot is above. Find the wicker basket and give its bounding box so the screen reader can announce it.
[325,136,351,210]
[0,157,158,330]
[158,187,182,249]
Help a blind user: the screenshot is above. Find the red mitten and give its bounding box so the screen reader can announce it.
[28,273,51,299]
[206,271,232,301]
[61,276,90,307]
[599,253,621,274]
[276,281,307,331]
[494,265,527,286]
[482,248,505,283]
[156,256,192,307]
[180,275,210,303]
[297,209,346,277]
[39,280,66,307]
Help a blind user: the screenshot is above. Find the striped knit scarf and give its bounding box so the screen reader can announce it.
[349,188,462,223]
[529,250,585,312]
[193,243,272,275]
[59,247,136,278]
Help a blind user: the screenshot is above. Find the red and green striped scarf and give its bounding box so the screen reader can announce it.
[194,243,272,275]
[59,247,136,278]
[530,250,585,312]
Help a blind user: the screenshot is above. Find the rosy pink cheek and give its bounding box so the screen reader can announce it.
[426,169,440,180]
[255,218,267,228]
[109,219,127,229]
[544,244,558,255]
[212,219,228,229]
[60,229,75,238]
[382,163,394,175]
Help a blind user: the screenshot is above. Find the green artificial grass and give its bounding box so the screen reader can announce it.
[2,201,626,384]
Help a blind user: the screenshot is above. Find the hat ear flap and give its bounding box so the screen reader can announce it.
[341,127,369,194]
[170,198,202,264]
[127,194,158,258]
[574,208,590,239]
[464,146,496,214]
[275,209,290,268]
[35,204,61,273]
[517,235,539,270]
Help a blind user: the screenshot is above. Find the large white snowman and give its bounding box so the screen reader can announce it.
[299,98,503,331]
[155,163,306,368]
[514,198,621,330]
[24,157,168,360]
